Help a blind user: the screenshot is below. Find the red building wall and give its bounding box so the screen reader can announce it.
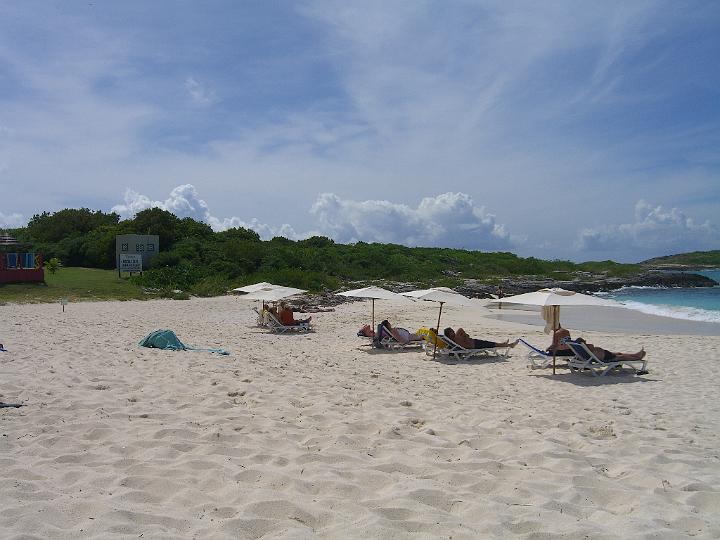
[0,253,45,284]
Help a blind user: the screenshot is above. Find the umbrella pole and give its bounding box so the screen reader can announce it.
[552,307,560,375]
[371,299,375,334]
[433,302,444,360]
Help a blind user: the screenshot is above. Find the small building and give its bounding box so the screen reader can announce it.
[115,234,160,272]
[0,233,45,284]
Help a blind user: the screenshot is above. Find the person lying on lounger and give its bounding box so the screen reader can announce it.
[357,324,375,337]
[573,338,646,363]
[377,320,423,344]
[546,325,575,356]
[278,302,312,326]
[443,328,518,350]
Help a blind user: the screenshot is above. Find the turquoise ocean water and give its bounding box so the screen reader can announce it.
[600,269,720,324]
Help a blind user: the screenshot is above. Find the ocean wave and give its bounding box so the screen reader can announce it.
[597,286,669,295]
[619,300,720,324]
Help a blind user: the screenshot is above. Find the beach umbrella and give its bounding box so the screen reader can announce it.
[233,282,290,316]
[232,282,279,293]
[402,287,475,358]
[495,288,619,373]
[337,286,412,331]
[239,286,306,302]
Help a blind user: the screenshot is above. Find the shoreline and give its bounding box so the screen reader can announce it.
[484,304,720,336]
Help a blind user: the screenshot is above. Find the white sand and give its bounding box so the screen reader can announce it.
[1,296,719,539]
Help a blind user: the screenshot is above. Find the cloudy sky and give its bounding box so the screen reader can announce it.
[1,1,718,262]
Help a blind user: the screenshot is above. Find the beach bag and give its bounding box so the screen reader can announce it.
[138,329,229,355]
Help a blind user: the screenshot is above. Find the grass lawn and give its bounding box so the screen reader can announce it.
[0,267,147,304]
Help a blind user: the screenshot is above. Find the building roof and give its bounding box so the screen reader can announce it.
[0,234,19,245]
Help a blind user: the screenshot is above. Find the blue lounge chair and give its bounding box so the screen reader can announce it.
[518,339,556,369]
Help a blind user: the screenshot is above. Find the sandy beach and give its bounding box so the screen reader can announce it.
[2,296,720,539]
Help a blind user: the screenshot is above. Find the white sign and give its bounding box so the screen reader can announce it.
[119,254,142,273]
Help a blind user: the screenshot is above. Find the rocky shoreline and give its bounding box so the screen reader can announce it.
[459,270,718,298]
[294,270,718,312]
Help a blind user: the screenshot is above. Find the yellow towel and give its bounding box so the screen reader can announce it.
[416,327,448,348]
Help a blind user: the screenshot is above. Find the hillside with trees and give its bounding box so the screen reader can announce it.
[643,251,720,267]
[6,206,646,297]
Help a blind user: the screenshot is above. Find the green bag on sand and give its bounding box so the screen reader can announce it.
[138,329,229,355]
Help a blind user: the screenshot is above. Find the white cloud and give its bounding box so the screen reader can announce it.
[111,185,514,250]
[184,77,216,106]
[577,200,719,258]
[0,211,25,228]
[111,184,300,239]
[311,191,512,249]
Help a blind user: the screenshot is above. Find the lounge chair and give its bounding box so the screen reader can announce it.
[425,334,509,360]
[565,339,648,376]
[374,327,424,350]
[361,325,423,350]
[518,339,555,369]
[266,310,311,334]
[252,307,267,327]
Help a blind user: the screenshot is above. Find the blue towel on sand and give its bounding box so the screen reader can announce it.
[138,330,229,355]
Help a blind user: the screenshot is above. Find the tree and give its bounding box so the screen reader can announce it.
[177,217,214,239]
[216,227,261,242]
[44,257,63,274]
[27,208,120,243]
[126,208,181,249]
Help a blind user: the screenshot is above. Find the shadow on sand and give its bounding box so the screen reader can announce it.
[533,370,658,386]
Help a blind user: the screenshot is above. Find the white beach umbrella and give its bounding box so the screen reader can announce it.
[402,287,474,358]
[232,282,279,293]
[239,286,306,302]
[495,287,620,373]
[496,288,618,329]
[337,286,412,331]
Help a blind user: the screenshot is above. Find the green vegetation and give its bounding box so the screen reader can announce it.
[0,268,145,304]
[3,206,645,302]
[643,250,720,267]
[44,257,62,274]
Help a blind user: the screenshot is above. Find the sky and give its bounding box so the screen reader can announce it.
[1,1,718,262]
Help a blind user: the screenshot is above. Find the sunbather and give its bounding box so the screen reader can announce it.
[444,328,518,350]
[358,324,375,337]
[546,325,575,356]
[378,320,423,344]
[278,302,312,326]
[574,338,646,363]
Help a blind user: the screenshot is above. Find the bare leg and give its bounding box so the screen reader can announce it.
[614,348,646,362]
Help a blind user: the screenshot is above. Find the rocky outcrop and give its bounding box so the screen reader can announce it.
[289,271,717,308]
[459,271,717,298]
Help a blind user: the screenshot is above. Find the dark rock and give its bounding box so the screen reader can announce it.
[286,272,717,310]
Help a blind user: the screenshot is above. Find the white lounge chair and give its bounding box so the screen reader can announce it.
[266,311,311,334]
[426,334,509,360]
[252,307,268,327]
[565,339,648,376]
[375,328,424,350]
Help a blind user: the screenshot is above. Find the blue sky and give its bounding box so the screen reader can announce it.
[1,1,718,262]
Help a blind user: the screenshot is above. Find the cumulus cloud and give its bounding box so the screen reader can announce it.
[578,200,719,258]
[184,77,216,106]
[111,184,299,239]
[0,211,25,228]
[310,192,512,249]
[111,185,514,250]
